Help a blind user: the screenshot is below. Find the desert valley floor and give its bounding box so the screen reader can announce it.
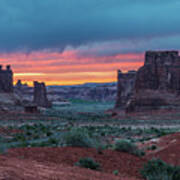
[0,101,179,180]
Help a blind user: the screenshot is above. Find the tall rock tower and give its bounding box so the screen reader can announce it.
[0,65,13,93]
[33,81,51,108]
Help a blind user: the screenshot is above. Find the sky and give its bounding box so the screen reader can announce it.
[1,0,180,85]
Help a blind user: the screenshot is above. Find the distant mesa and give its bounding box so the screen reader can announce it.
[115,50,180,113]
[15,80,29,92]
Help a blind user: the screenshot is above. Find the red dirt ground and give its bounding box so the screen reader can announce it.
[0,133,179,179]
[6,147,145,180]
[0,156,123,180]
[145,132,180,166]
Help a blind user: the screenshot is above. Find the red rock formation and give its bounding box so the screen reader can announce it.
[0,65,13,93]
[126,51,180,113]
[135,51,180,92]
[33,81,51,108]
[115,70,136,108]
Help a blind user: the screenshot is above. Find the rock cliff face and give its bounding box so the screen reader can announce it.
[135,51,180,92]
[115,70,136,108]
[33,81,51,108]
[126,51,180,112]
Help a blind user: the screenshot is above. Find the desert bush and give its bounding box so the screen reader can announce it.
[113,139,144,156]
[62,128,97,148]
[148,144,157,151]
[141,158,180,180]
[75,157,101,170]
[113,170,119,176]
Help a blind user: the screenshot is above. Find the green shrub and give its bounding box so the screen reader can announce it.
[113,139,144,156]
[149,145,157,151]
[113,170,119,176]
[62,128,97,148]
[75,157,101,170]
[48,138,58,145]
[141,158,180,180]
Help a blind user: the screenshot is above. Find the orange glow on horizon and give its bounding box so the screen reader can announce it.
[1,50,144,86]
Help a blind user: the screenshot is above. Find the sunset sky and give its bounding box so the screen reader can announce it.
[1,0,180,85]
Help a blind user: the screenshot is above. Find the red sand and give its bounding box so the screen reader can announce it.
[0,133,179,179]
[145,132,180,166]
[0,156,123,180]
[6,147,145,180]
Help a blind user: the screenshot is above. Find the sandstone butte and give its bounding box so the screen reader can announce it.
[115,51,180,113]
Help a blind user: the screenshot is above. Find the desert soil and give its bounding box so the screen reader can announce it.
[0,132,178,180]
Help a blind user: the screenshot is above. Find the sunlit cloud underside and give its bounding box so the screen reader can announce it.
[1,49,144,85]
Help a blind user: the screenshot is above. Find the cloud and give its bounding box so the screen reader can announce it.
[0,47,143,85]
[0,0,180,53]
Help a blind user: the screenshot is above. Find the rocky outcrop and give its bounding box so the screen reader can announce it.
[126,51,180,113]
[0,66,23,112]
[0,65,13,93]
[33,81,51,108]
[115,70,136,108]
[135,51,180,92]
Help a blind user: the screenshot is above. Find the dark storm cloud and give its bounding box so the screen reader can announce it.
[0,0,180,52]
